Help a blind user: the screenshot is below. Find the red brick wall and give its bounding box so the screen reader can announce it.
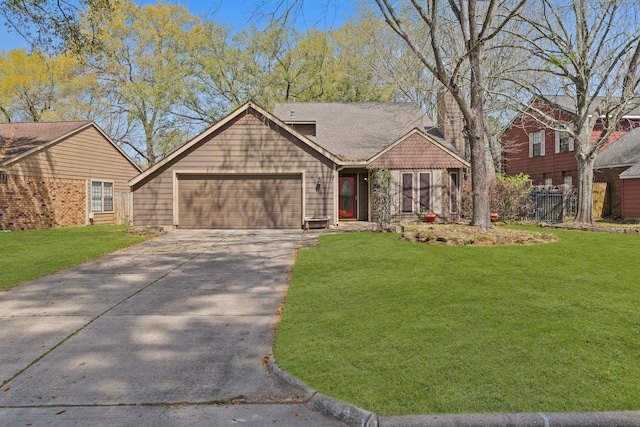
[0,175,86,230]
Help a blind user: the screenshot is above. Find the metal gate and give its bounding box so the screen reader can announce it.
[533,190,564,223]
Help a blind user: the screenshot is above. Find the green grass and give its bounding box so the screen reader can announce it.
[274,226,640,415]
[0,225,149,290]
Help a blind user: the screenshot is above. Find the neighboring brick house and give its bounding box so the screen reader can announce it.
[502,96,640,187]
[129,101,468,229]
[0,121,141,230]
[594,128,640,219]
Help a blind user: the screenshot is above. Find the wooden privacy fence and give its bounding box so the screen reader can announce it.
[113,192,131,225]
[592,182,607,219]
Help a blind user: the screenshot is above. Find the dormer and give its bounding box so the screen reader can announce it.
[283,109,316,137]
[285,121,316,137]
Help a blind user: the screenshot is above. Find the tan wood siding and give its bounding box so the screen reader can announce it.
[178,174,302,228]
[3,126,139,227]
[131,175,175,226]
[132,116,335,228]
[92,212,115,225]
[5,126,139,193]
[390,169,446,219]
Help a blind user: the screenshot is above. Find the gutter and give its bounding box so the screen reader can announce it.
[594,163,634,170]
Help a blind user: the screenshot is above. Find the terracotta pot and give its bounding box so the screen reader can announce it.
[425,214,437,223]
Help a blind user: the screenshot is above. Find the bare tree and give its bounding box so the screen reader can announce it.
[509,0,640,225]
[373,0,527,229]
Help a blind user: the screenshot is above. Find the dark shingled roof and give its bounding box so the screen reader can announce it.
[595,128,640,169]
[274,102,447,162]
[543,95,640,117]
[0,121,91,164]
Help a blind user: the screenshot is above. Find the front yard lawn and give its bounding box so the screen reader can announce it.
[274,226,640,415]
[0,225,149,290]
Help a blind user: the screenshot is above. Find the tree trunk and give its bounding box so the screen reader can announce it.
[146,134,156,166]
[574,152,595,225]
[469,47,491,230]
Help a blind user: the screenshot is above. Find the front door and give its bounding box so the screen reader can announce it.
[339,176,356,219]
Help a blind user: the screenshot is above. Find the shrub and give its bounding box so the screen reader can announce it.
[461,173,533,222]
[491,173,533,221]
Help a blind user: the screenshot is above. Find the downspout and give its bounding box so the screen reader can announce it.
[367,169,372,222]
[334,165,342,226]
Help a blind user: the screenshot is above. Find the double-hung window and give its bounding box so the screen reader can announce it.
[555,125,574,153]
[529,130,545,157]
[92,181,114,212]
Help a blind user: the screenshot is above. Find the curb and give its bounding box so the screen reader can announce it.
[269,356,377,426]
[309,393,378,427]
[269,357,640,427]
[379,411,640,426]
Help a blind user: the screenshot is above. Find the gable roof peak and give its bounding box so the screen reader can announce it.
[273,102,440,161]
[0,120,93,165]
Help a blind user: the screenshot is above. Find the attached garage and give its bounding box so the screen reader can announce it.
[129,102,339,230]
[177,174,302,229]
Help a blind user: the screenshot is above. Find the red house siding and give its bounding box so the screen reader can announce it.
[502,106,576,185]
[592,121,636,151]
[622,178,640,219]
[503,104,640,187]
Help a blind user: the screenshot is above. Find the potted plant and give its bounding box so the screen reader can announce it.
[424,212,437,223]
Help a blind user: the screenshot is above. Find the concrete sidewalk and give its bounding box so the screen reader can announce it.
[0,229,346,426]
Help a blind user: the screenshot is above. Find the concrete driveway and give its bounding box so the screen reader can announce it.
[0,229,346,426]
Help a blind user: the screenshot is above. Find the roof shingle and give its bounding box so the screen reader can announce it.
[274,102,441,161]
[543,95,640,117]
[368,132,468,169]
[594,128,640,169]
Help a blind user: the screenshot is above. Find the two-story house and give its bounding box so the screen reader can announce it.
[502,95,640,187]
[501,96,640,218]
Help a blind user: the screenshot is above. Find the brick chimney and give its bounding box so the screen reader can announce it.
[437,89,467,159]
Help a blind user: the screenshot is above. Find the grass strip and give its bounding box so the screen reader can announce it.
[274,226,640,415]
[0,225,149,290]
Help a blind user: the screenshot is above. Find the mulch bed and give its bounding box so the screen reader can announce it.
[401,224,559,246]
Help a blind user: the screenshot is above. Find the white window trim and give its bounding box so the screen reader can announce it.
[555,124,575,153]
[529,130,545,157]
[91,180,114,213]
